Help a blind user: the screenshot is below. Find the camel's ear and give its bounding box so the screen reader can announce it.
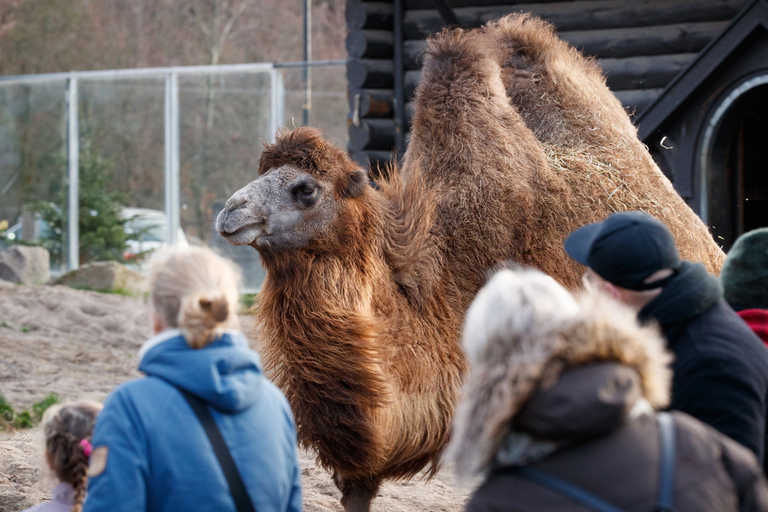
[344,168,369,198]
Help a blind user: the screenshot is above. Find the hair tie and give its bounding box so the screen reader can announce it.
[80,439,93,457]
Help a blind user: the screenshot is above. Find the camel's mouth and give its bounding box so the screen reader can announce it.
[216,208,267,246]
[218,223,266,246]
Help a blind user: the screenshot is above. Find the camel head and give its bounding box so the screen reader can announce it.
[216,127,369,254]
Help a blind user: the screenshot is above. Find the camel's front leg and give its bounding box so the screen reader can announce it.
[333,471,382,512]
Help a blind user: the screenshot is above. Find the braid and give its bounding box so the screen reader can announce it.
[70,461,89,512]
[41,401,102,512]
[59,431,90,512]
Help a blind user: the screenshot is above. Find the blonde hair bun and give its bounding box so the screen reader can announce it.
[150,247,241,349]
[200,297,229,323]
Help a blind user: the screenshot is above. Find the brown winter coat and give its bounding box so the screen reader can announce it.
[449,291,768,512]
[467,363,768,512]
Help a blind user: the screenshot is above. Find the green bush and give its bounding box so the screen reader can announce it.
[240,293,258,314]
[12,411,33,429]
[32,392,60,420]
[28,153,136,266]
[0,391,61,430]
[0,394,14,422]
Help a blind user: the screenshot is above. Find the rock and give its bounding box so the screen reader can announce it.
[54,261,147,295]
[0,246,50,285]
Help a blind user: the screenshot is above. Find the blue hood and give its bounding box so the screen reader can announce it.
[138,329,263,413]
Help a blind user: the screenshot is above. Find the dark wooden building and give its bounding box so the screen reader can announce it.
[346,0,768,249]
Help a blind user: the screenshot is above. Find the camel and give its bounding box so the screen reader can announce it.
[216,14,724,512]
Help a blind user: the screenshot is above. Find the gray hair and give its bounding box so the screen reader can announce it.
[462,268,579,367]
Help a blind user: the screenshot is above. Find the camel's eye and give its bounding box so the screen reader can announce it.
[292,181,319,207]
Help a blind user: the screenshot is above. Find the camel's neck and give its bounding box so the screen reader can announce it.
[254,210,393,392]
[260,246,383,319]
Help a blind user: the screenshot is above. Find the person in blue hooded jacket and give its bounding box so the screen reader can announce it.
[82,246,302,512]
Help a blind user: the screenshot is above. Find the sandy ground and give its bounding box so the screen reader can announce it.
[0,280,473,511]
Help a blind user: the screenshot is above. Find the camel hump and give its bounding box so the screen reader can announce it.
[484,13,599,78]
[422,27,494,84]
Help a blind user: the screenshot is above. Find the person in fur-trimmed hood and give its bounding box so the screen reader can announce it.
[448,268,768,512]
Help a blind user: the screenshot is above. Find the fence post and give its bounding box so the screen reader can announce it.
[66,77,79,270]
[270,67,285,141]
[303,0,312,125]
[165,72,180,245]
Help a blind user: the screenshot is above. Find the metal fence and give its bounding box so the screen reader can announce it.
[0,60,346,291]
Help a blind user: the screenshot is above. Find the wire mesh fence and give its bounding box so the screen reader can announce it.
[0,60,347,292]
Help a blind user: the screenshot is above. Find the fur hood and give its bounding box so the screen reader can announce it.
[445,269,672,481]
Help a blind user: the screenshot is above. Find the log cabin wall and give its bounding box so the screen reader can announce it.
[346,0,750,174]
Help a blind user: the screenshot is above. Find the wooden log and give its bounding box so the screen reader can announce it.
[404,40,426,70]
[563,21,729,59]
[349,88,395,120]
[347,58,395,89]
[403,19,725,68]
[405,101,415,127]
[405,69,421,100]
[348,88,416,126]
[348,118,397,151]
[600,53,697,90]
[346,29,394,60]
[401,51,691,99]
[614,88,665,115]
[403,0,748,39]
[346,1,394,31]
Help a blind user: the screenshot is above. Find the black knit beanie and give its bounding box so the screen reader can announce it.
[721,228,768,311]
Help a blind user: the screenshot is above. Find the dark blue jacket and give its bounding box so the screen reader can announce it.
[640,261,768,472]
[83,329,302,512]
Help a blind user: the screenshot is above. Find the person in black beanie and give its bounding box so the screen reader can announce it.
[564,211,768,473]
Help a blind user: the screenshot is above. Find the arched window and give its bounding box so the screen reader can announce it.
[699,73,768,250]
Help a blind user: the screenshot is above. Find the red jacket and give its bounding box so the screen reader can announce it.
[738,309,768,347]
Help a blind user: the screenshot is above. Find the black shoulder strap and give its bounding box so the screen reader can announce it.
[513,412,677,512]
[514,467,626,512]
[178,388,257,512]
[655,412,676,512]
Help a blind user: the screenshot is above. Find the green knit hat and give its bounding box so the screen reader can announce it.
[721,228,768,311]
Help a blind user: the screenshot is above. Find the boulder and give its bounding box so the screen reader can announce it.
[0,246,50,285]
[54,261,147,295]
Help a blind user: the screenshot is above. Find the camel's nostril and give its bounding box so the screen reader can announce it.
[225,195,248,211]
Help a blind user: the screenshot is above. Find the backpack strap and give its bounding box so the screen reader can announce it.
[515,466,626,512]
[178,388,257,512]
[512,413,677,512]
[655,412,676,511]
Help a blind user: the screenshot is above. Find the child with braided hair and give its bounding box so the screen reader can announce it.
[24,400,102,512]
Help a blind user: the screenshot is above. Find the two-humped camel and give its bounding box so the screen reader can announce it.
[216,14,724,512]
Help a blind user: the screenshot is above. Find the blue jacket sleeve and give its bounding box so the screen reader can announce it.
[287,452,303,512]
[83,388,149,512]
[284,401,303,512]
[673,354,766,465]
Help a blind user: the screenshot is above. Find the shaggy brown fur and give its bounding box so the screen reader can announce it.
[405,15,724,294]
[224,14,724,512]
[254,128,466,512]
